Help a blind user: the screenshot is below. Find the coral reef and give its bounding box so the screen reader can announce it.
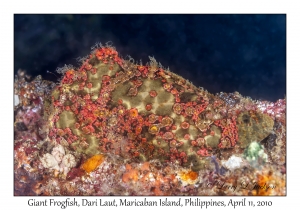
[14,44,286,196]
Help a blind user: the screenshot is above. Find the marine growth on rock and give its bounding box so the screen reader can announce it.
[14,44,286,196]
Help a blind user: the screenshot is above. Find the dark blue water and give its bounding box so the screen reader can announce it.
[14,14,286,102]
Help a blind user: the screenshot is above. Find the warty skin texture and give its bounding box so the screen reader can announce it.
[45,46,279,172]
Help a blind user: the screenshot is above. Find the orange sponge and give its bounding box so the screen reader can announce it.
[81,154,105,173]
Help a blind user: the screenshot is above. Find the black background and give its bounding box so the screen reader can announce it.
[14,14,286,102]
